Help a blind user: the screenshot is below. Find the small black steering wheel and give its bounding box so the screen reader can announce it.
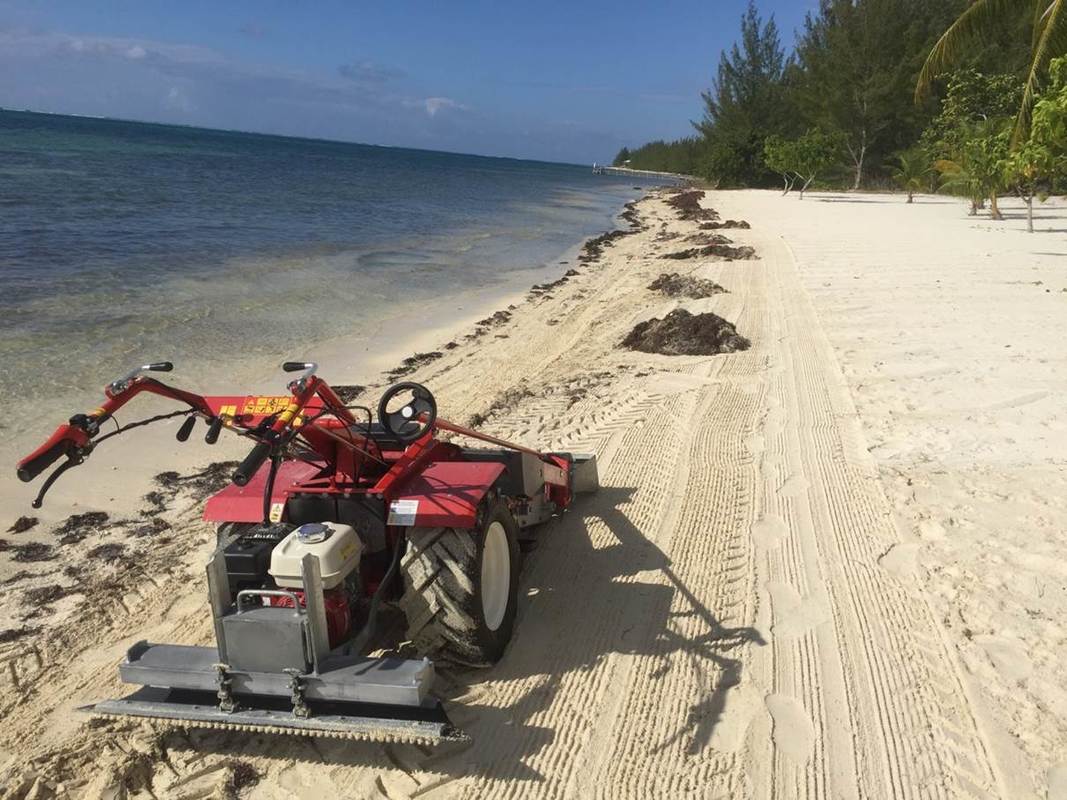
[378,382,437,443]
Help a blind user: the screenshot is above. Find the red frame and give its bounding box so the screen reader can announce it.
[18,373,574,534]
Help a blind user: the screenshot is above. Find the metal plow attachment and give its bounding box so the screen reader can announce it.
[80,640,468,745]
[86,687,467,745]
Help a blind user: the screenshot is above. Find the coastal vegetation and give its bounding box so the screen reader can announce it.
[620,0,1067,218]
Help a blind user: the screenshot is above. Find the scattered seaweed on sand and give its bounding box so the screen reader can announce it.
[23,584,70,606]
[620,200,644,230]
[664,190,719,222]
[621,309,750,356]
[54,511,110,545]
[128,517,171,538]
[477,309,512,327]
[699,219,751,230]
[662,243,757,261]
[11,542,56,563]
[87,543,127,564]
[684,232,733,245]
[332,385,366,404]
[386,351,443,380]
[230,761,260,791]
[648,273,727,299]
[579,230,630,264]
[466,384,535,428]
[8,516,38,534]
[142,491,167,517]
[529,270,580,298]
[0,627,39,644]
[154,461,241,501]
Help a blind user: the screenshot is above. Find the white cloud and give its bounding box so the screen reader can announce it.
[164,85,192,112]
[404,96,468,117]
[338,59,406,84]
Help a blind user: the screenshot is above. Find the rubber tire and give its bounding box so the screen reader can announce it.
[399,499,520,667]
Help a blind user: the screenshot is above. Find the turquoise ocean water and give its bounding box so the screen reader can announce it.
[1,110,658,445]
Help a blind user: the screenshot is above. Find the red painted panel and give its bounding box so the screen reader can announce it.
[203,461,322,523]
[392,461,506,528]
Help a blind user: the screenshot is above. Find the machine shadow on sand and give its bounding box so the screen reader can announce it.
[170,485,765,785]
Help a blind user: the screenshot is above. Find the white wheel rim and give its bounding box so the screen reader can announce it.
[480,521,510,632]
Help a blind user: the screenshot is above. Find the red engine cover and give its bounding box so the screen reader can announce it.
[265,587,352,648]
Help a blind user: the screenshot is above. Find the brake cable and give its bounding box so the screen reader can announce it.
[30,409,195,508]
[94,409,194,445]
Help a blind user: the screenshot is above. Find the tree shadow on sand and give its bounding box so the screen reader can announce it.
[162,486,765,787]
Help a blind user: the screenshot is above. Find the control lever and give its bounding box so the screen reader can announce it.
[108,362,175,395]
[205,417,223,444]
[176,416,196,442]
[283,361,318,393]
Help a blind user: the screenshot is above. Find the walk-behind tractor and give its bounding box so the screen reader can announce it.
[16,362,597,743]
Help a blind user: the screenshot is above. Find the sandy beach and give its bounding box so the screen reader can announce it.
[1,187,1065,798]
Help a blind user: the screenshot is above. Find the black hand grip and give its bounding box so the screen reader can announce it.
[17,440,70,483]
[233,440,272,486]
[176,416,196,442]
[282,362,310,373]
[204,416,223,445]
[147,362,173,372]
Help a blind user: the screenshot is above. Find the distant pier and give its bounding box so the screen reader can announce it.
[591,163,687,180]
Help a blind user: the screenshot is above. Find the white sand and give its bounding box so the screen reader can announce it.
[0,188,1064,798]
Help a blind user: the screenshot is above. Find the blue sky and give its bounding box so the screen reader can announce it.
[0,1,813,163]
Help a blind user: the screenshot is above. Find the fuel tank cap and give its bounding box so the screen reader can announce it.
[296,522,331,544]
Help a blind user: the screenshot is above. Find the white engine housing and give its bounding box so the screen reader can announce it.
[269,522,362,590]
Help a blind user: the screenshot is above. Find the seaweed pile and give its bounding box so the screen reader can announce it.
[648,273,727,299]
[621,309,750,356]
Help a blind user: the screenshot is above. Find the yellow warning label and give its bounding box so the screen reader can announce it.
[269,502,284,523]
[241,396,292,416]
[218,404,237,418]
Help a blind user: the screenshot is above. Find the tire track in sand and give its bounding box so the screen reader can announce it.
[745,220,1006,799]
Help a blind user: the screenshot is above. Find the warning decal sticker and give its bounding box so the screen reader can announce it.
[387,499,419,526]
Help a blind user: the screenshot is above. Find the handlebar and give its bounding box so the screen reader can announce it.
[17,424,89,483]
[233,440,273,486]
[16,428,79,482]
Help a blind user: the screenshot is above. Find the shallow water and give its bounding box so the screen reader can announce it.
[0,110,658,451]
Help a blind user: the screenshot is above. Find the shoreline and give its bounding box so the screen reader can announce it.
[0,195,646,530]
[3,187,1060,796]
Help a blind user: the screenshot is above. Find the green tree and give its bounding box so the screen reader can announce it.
[1002,140,1058,230]
[919,69,1023,163]
[935,120,1011,217]
[695,1,790,186]
[613,146,631,167]
[890,149,936,202]
[795,0,965,189]
[917,0,1067,140]
[624,138,706,176]
[790,129,842,198]
[763,135,796,194]
[1005,56,1067,230]
[762,130,841,198]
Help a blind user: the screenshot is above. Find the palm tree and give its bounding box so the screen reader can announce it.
[916,0,1067,141]
[889,150,935,202]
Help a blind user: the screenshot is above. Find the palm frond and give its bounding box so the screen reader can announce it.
[916,0,1035,102]
[1013,0,1067,142]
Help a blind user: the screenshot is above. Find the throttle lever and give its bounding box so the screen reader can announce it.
[176,416,196,442]
[204,417,223,444]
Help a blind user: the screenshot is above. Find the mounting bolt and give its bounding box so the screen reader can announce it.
[213,662,237,714]
[284,668,311,719]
